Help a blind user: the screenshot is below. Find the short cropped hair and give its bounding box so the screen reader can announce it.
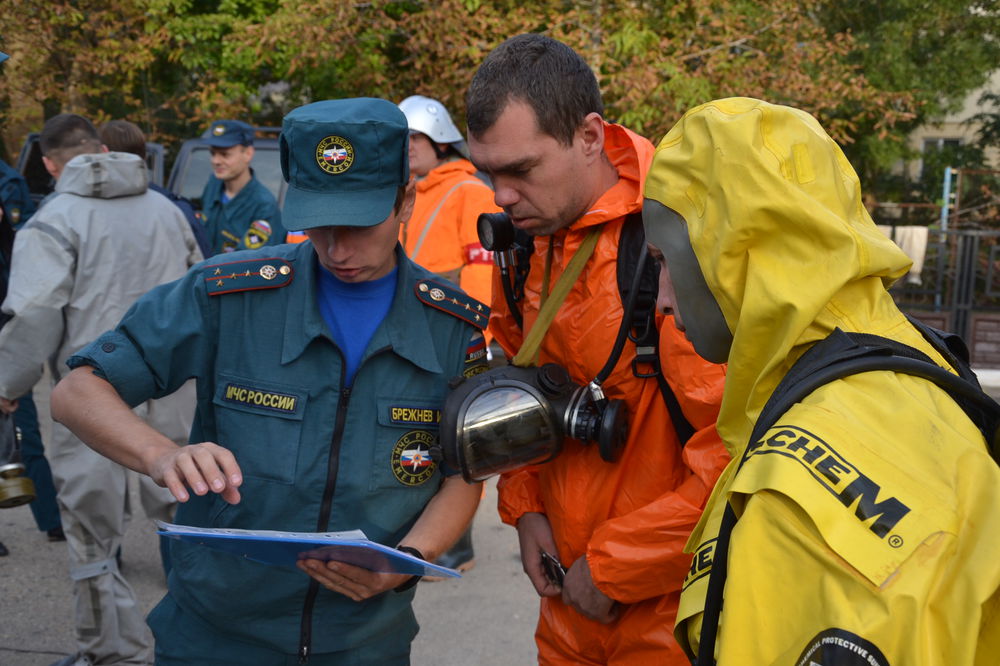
[39,114,103,165]
[99,120,146,159]
[467,33,604,146]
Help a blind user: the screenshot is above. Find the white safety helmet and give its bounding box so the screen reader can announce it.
[399,95,465,144]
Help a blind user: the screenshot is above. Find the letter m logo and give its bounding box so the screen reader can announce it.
[838,476,910,538]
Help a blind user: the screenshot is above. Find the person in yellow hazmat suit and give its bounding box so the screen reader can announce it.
[642,97,1000,665]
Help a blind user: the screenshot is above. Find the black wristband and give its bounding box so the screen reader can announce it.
[394,545,425,592]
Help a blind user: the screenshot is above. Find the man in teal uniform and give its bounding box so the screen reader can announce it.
[200,119,285,254]
[51,98,487,664]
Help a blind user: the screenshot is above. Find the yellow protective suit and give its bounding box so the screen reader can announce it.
[492,122,729,664]
[645,98,1000,665]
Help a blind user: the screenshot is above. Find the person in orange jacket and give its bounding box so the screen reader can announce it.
[465,34,730,664]
[398,95,499,308]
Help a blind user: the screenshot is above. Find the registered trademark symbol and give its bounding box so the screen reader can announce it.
[888,535,904,548]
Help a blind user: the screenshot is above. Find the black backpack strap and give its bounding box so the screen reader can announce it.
[696,325,1000,665]
[500,211,696,445]
[904,314,979,384]
[617,212,696,445]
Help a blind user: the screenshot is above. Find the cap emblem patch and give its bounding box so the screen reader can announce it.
[212,124,226,136]
[316,135,354,175]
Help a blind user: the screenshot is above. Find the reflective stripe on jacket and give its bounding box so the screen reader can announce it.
[402,159,499,307]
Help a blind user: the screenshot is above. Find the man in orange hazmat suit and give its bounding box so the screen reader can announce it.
[644,97,1000,665]
[465,34,729,664]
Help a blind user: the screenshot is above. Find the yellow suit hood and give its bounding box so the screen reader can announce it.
[645,97,915,455]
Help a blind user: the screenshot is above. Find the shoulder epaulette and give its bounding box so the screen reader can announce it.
[204,257,293,296]
[414,279,490,330]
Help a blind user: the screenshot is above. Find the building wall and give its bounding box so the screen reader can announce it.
[905,69,1000,182]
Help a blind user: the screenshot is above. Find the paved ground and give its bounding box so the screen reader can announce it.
[5,366,999,666]
[0,373,538,666]
[0,478,538,666]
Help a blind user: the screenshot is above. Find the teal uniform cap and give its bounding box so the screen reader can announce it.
[279,98,409,231]
[0,52,8,64]
[202,120,254,147]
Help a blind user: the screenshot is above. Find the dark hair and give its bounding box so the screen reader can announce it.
[467,33,603,146]
[99,120,146,159]
[39,114,102,164]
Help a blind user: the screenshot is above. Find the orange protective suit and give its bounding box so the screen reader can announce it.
[401,159,499,308]
[491,122,730,664]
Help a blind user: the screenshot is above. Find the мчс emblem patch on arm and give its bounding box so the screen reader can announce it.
[391,430,437,486]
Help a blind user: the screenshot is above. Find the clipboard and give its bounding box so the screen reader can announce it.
[156,521,460,578]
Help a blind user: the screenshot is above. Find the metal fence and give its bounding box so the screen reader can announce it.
[888,227,1000,366]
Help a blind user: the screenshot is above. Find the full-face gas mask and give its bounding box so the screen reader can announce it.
[0,412,36,508]
[433,212,661,482]
[435,363,628,482]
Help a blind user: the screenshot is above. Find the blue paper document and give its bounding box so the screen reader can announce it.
[156,521,460,578]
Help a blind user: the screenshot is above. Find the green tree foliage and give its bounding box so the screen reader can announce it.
[1,0,996,200]
[812,0,1000,193]
[972,91,1000,149]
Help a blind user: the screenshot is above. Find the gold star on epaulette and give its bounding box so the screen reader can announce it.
[205,258,293,296]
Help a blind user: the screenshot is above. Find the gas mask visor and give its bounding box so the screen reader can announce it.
[436,364,628,482]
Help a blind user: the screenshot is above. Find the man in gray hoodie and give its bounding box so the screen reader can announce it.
[0,114,202,666]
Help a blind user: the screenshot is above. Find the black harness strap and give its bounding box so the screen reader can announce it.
[498,212,696,445]
[617,213,696,445]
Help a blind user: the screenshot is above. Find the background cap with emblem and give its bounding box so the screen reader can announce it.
[201,119,255,147]
[279,97,409,230]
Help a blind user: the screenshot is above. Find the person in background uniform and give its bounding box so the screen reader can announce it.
[466,34,729,664]
[0,112,202,666]
[398,95,498,307]
[199,119,284,254]
[397,94,500,578]
[644,97,1000,665]
[99,120,212,258]
[0,50,63,555]
[50,97,487,665]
